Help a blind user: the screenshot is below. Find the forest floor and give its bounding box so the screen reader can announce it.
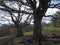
[0,26,60,45]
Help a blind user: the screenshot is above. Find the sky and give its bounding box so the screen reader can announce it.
[42,0,60,24]
[0,8,58,25]
[43,8,58,23]
[0,0,60,25]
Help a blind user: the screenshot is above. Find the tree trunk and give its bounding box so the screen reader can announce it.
[33,10,42,45]
[15,22,23,37]
[16,26,23,37]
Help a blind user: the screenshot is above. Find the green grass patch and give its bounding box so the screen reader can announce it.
[23,26,60,36]
[23,31,33,36]
[43,26,60,32]
[0,35,13,39]
[42,26,60,35]
[0,35,14,45]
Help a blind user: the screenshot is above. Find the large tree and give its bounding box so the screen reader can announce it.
[0,0,33,37]
[0,0,60,45]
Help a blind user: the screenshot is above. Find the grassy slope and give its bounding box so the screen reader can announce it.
[0,35,14,45]
[0,26,60,38]
[43,26,60,31]
[0,27,60,45]
[42,26,60,37]
[23,26,60,36]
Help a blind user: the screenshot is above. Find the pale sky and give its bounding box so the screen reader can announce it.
[43,8,59,24]
[46,8,58,15]
[0,0,60,25]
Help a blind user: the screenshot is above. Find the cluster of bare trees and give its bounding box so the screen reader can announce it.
[0,0,60,45]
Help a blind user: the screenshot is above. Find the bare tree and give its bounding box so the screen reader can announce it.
[0,0,33,37]
[15,0,60,45]
[0,0,60,45]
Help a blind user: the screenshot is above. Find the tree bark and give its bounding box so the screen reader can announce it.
[33,10,42,45]
[16,26,23,37]
[14,22,23,37]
